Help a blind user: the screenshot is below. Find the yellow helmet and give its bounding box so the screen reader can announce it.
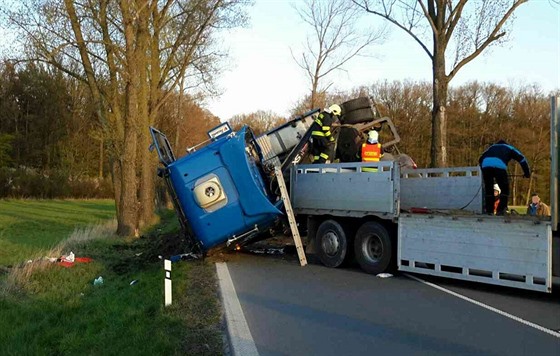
[328,104,342,116]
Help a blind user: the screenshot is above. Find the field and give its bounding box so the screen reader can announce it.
[0,199,115,266]
[0,201,223,355]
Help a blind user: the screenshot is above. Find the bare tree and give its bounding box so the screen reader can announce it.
[3,0,248,235]
[294,0,384,109]
[354,0,528,167]
[228,110,286,136]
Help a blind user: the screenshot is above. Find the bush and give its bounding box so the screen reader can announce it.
[0,167,114,199]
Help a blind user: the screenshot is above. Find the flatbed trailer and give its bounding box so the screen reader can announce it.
[290,96,559,293]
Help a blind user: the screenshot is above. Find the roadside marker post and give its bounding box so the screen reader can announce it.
[164,259,172,306]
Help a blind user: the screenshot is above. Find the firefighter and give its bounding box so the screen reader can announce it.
[361,130,382,172]
[311,104,341,164]
[479,139,530,215]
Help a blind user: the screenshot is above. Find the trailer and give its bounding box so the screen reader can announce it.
[290,96,559,293]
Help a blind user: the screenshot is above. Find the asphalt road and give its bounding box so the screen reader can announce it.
[224,252,560,356]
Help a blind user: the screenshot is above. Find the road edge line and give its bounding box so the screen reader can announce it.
[216,262,260,356]
[404,273,560,339]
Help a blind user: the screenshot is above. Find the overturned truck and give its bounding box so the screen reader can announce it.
[150,97,560,293]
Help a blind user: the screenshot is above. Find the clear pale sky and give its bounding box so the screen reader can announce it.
[206,0,560,120]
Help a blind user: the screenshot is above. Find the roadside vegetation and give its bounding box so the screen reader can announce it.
[0,202,223,355]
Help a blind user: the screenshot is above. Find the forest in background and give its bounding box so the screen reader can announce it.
[0,60,556,206]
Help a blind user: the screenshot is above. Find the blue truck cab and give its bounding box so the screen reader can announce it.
[150,123,283,252]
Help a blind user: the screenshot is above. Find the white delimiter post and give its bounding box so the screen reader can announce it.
[164,259,172,306]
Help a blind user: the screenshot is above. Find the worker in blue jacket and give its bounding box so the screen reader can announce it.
[479,140,530,215]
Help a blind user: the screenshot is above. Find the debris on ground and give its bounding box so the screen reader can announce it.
[130,280,139,286]
[376,273,393,278]
[57,256,93,268]
[169,253,200,262]
[248,247,285,255]
[93,276,104,286]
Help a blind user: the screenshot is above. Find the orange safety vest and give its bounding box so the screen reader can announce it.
[362,143,381,162]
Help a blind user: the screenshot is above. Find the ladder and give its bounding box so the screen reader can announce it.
[274,167,307,266]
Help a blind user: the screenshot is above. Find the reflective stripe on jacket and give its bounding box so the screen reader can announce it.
[362,143,381,162]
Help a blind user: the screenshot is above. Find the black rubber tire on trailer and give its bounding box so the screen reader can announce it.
[341,97,371,113]
[336,127,362,162]
[341,108,375,125]
[354,221,392,274]
[315,219,348,268]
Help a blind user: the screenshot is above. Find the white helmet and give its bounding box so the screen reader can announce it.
[367,130,378,144]
[328,104,342,116]
[493,184,501,194]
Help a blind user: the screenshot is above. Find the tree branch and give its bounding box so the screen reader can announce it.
[448,0,528,81]
[354,0,433,59]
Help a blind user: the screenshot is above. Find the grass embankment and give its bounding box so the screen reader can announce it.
[0,202,223,355]
[0,199,115,266]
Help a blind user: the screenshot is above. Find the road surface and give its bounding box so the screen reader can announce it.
[219,252,560,356]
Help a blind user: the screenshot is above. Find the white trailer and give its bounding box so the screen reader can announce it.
[290,96,559,293]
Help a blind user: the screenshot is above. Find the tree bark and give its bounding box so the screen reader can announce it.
[137,2,156,228]
[431,23,448,168]
[117,0,140,236]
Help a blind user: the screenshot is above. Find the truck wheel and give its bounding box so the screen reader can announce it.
[341,108,375,125]
[315,219,348,268]
[354,221,392,274]
[341,97,370,112]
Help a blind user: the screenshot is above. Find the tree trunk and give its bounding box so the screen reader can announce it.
[137,8,156,229]
[431,41,448,168]
[98,138,103,178]
[117,0,140,236]
[512,164,518,206]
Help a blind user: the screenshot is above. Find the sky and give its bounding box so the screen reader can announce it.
[206,0,560,121]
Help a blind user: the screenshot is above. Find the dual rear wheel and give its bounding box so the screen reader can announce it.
[314,219,392,274]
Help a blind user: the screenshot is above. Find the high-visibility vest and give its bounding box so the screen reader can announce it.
[362,143,381,162]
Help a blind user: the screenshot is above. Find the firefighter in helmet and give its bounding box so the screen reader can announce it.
[361,130,382,172]
[311,104,341,164]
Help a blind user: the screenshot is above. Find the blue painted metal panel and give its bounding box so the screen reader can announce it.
[167,127,282,251]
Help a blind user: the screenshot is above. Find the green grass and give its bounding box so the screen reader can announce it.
[509,205,528,215]
[0,199,115,266]
[0,203,224,355]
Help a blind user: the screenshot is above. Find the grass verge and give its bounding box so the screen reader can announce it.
[0,208,223,355]
[0,199,115,266]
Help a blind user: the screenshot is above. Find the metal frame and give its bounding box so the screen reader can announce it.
[551,96,559,232]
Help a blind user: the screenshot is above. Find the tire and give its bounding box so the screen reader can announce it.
[335,127,362,162]
[342,97,371,112]
[354,221,392,274]
[341,108,376,124]
[315,219,348,268]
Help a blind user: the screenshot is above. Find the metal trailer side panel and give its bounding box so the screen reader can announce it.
[290,161,398,218]
[398,215,552,293]
[401,167,483,213]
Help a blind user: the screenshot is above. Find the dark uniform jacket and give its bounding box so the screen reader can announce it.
[479,141,530,177]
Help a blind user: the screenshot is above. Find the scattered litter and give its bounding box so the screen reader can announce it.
[46,257,57,263]
[170,253,199,262]
[248,247,285,255]
[376,273,393,278]
[135,252,143,257]
[61,252,75,263]
[57,256,93,268]
[26,260,33,264]
[130,280,139,286]
[93,276,104,286]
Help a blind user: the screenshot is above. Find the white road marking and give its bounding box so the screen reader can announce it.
[404,273,560,339]
[216,262,260,356]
